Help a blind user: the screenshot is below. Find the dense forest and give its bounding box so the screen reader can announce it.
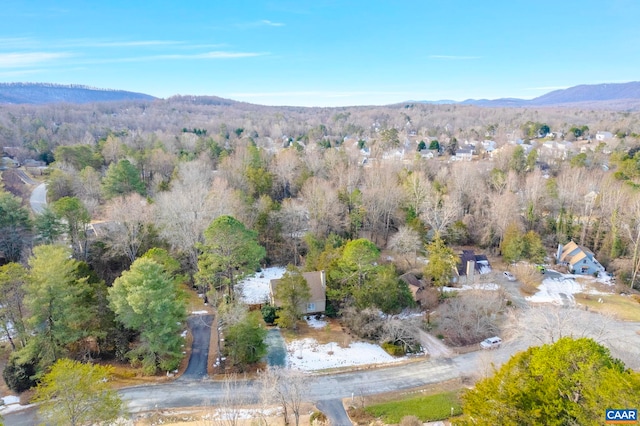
[2,97,640,390]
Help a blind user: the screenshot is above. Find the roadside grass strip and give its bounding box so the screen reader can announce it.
[364,391,462,423]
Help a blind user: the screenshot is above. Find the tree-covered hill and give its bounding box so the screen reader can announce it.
[0,83,156,104]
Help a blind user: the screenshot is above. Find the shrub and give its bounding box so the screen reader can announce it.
[310,410,328,424]
[382,342,405,356]
[511,263,542,295]
[438,290,506,346]
[341,307,384,341]
[3,352,37,393]
[261,304,277,324]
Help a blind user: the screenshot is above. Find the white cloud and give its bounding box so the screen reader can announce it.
[236,20,286,29]
[55,51,267,66]
[192,51,266,59]
[261,19,285,27]
[0,38,39,49]
[0,52,71,68]
[0,69,43,77]
[69,40,185,48]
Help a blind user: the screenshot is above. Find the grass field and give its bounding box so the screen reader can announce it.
[363,391,462,423]
[576,293,640,321]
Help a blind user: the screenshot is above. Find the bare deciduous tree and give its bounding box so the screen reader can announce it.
[419,186,461,236]
[381,316,421,353]
[219,373,250,426]
[104,193,152,263]
[270,148,306,199]
[387,225,423,268]
[258,367,311,426]
[438,290,507,346]
[299,177,341,237]
[361,163,403,243]
[503,306,620,360]
[277,199,309,265]
[155,158,231,277]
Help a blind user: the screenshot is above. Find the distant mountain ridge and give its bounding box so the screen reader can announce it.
[3,81,640,109]
[0,83,156,104]
[420,81,640,109]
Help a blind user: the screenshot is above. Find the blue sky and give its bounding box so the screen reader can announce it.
[1,1,639,107]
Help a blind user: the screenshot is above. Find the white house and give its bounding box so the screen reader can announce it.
[595,131,613,141]
[455,148,473,161]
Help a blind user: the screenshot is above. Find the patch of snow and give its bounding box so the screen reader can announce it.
[527,274,615,305]
[206,407,282,421]
[477,261,492,274]
[236,267,286,304]
[191,310,209,315]
[286,338,404,371]
[596,271,615,285]
[0,396,33,415]
[442,283,500,292]
[2,396,19,405]
[527,278,581,305]
[304,316,327,329]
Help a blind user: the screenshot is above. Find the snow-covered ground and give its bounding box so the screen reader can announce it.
[286,338,405,371]
[238,271,406,371]
[442,283,500,292]
[305,317,328,329]
[236,266,286,304]
[236,266,427,371]
[527,275,612,305]
[0,395,30,415]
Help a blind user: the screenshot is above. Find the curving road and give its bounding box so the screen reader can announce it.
[7,321,638,425]
[6,274,638,424]
[29,182,47,214]
[4,347,499,426]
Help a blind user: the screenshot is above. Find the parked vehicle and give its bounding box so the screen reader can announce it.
[503,271,516,281]
[535,265,546,274]
[480,336,502,349]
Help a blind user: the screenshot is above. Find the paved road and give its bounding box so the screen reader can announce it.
[14,169,38,185]
[29,182,47,214]
[418,329,454,358]
[119,355,462,414]
[317,399,354,426]
[6,272,638,425]
[180,314,214,380]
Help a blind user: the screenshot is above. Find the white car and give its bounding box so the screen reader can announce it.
[503,271,516,281]
[480,336,502,349]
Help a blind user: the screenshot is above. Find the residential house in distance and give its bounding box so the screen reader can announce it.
[453,250,491,283]
[419,148,440,159]
[0,156,19,169]
[481,140,496,155]
[556,241,604,275]
[595,131,613,141]
[454,147,473,161]
[270,271,326,315]
[399,272,425,305]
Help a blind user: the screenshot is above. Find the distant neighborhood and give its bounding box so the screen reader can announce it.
[1,92,639,425]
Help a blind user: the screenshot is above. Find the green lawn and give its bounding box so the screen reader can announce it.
[576,293,640,321]
[364,391,462,423]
